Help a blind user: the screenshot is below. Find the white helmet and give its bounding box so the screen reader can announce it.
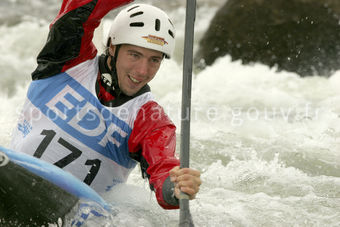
[108,4,176,59]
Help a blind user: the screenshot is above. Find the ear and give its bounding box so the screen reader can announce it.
[109,44,116,57]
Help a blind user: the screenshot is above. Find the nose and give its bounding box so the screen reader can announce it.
[135,59,149,77]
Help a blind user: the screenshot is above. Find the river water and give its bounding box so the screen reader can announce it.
[0,0,339,226]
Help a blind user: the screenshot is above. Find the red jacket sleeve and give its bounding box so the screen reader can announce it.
[128,101,180,209]
[32,0,133,80]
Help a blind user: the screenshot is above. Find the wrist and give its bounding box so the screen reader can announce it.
[162,176,179,206]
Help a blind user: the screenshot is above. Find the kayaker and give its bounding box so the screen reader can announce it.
[11,0,201,210]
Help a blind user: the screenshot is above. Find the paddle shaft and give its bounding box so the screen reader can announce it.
[179,0,196,226]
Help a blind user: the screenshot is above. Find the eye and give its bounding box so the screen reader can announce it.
[151,57,161,64]
[129,52,140,59]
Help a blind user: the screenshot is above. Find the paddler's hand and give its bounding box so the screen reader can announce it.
[169,166,201,200]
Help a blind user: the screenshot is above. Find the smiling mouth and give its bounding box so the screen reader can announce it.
[128,75,141,84]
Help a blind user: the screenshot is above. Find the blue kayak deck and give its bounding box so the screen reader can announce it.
[0,146,109,226]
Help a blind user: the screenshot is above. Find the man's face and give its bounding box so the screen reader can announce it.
[113,44,163,96]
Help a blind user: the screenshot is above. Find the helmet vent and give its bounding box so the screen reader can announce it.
[127,5,140,12]
[168,19,174,27]
[130,22,144,27]
[168,30,174,38]
[130,11,143,18]
[155,19,161,31]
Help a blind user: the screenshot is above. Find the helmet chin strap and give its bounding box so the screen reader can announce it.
[107,45,122,95]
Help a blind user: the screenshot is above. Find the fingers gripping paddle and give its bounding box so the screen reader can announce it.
[179,0,196,226]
